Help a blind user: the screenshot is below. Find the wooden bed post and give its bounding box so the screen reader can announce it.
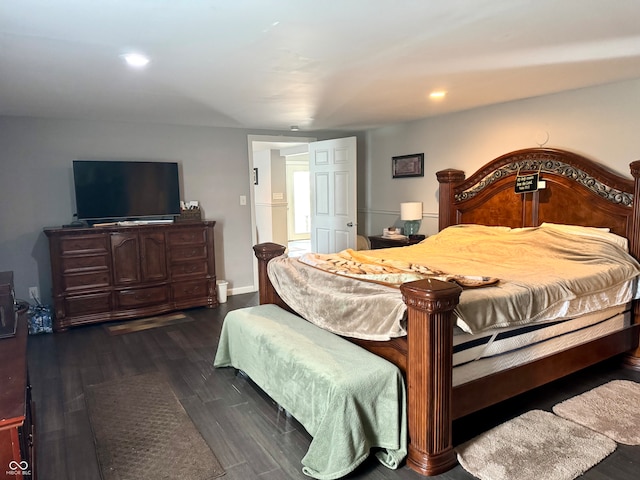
[400,278,462,476]
[436,169,465,231]
[253,243,286,306]
[624,160,640,369]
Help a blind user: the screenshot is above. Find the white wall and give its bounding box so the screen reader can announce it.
[364,78,640,237]
[253,149,273,244]
[269,150,288,246]
[0,115,351,303]
[253,149,288,246]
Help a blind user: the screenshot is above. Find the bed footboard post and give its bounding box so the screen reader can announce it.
[436,169,465,231]
[624,161,640,369]
[253,243,286,306]
[400,278,462,476]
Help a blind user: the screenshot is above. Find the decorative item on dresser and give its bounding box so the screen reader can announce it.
[368,235,425,249]
[0,272,35,479]
[45,221,216,332]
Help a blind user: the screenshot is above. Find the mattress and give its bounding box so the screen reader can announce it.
[452,306,632,387]
[452,303,628,367]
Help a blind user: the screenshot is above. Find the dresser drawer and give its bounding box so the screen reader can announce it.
[171,260,209,279]
[172,280,209,301]
[116,285,169,309]
[167,228,207,246]
[171,245,207,262]
[60,235,109,255]
[61,254,110,274]
[65,292,113,316]
[63,271,111,292]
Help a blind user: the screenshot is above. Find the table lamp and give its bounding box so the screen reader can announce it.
[400,202,423,236]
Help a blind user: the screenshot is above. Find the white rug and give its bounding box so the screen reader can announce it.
[553,379,640,445]
[456,409,616,480]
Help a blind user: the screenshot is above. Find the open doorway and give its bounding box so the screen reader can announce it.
[283,147,310,257]
[247,134,358,288]
[247,134,316,290]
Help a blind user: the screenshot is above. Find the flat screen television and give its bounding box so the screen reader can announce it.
[73,160,181,221]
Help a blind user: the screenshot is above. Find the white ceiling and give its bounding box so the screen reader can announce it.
[2,0,640,132]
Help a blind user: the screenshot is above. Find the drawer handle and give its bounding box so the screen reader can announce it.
[184,265,197,273]
[185,249,198,257]
[183,287,201,294]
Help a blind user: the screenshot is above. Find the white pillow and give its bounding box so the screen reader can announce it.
[540,222,628,251]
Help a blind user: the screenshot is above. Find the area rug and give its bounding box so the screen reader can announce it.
[456,409,616,480]
[552,379,640,445]
[104,312,192,335]
[85,372,225,480]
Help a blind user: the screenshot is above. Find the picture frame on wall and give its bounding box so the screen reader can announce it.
[392,153,424,178]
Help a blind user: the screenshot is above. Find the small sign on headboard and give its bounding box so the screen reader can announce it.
[515,173,539,194]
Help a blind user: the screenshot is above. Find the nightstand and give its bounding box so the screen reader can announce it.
[368,235,425,249]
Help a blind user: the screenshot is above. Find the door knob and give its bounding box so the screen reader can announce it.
[347,222,354,227]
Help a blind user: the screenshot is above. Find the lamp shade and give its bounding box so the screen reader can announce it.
[400,202,422,221]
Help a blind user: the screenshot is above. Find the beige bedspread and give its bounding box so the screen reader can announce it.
[268,224,640,338]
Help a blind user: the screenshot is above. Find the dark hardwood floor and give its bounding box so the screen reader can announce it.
[28,293,640,479]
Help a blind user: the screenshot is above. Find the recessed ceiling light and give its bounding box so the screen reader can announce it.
[429,90,446,99]
[290,125,300,131]
[122,52,150,68]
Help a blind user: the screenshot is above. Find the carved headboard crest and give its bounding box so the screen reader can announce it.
[455,150,633,206]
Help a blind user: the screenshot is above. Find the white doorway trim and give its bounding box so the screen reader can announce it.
[247,134,316,291]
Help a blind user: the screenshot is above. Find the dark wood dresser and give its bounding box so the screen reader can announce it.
[0,272,35,479]
[45,221,216,331]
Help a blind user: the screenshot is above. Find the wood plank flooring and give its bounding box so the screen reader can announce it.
[27,293,640,479]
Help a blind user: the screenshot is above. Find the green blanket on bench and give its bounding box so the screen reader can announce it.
[213,304,407,479]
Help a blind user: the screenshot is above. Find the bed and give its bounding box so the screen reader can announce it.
[252,147,640,476]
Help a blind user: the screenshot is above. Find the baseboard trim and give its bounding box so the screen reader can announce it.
[228,285,257,296]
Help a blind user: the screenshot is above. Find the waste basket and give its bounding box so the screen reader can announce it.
[216,280,228,303]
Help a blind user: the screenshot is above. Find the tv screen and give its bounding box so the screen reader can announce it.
[73,160,181,221]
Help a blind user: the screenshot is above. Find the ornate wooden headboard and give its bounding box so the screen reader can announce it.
[437,148,640,261]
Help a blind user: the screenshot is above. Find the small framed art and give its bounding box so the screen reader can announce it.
[392,153,424,178]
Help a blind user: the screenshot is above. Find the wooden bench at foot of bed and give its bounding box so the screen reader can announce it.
[213,304,408,480]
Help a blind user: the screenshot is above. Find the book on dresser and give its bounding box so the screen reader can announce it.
[44,221,217,331]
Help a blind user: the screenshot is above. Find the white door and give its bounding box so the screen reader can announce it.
[309,136,357,253]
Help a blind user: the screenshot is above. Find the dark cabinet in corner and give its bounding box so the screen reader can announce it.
[0,273,35,479]
[45,221,216,331]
